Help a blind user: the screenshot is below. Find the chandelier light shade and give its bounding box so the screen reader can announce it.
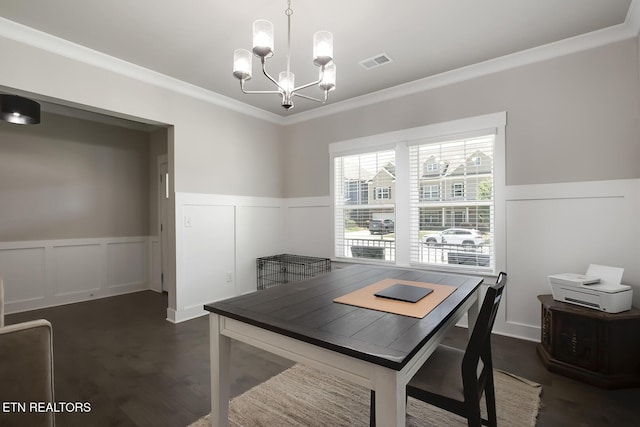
[278,71,295,93]
[312,31,333,66]
[0,94,41,125]
[319,62,336,91]
[232,0,336,110]
[233,49,253,80]
[252,20,274,58]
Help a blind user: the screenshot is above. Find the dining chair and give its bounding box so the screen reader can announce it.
[370,272,507,427]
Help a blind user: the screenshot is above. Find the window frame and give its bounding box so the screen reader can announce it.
[329,112,506,275]
[421,184,440,200]
[452,182,465,198]
[374,186,392,200]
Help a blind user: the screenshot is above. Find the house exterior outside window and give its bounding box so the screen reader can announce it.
[374,187,392,200]
[333,149,396,262]
[410,133,496,270]
[452,182,465,198]
[331,112,505,274]
[420,184,440,200]
[343,179,368,205]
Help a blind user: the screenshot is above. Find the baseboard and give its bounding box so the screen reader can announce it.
[166,306,208,324]
[7,287,149,315]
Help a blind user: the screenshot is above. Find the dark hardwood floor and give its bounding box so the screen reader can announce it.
[5,290,640,426]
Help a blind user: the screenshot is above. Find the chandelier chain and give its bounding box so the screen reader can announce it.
[286,0,292,75]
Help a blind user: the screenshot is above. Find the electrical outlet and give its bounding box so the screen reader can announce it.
[226,272,233,282]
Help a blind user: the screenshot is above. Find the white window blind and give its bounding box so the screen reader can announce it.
[334,149,396,262]
[409,134,495,271]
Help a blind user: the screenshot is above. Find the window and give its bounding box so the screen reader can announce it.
[410,134,495,271]
[420,184,440,200]
[452,182,465,198]
[344,179,367,205]
[333,149,396,262]
[331,112,505,273]
[374,187,391,200]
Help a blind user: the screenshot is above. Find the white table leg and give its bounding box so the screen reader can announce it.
[210,314,231,427]
[467,288,481,338]
[374,367,405,427]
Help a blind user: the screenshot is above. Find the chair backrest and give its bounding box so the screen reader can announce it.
[461,272,507,392]
[0,319,55,427]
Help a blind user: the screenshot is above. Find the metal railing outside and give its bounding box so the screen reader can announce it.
[341,238,491,267]
[344,238,396,261]
[419,243,491,266]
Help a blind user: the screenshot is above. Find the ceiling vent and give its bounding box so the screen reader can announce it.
[359,53,393,70]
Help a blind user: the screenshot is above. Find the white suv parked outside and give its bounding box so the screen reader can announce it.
[423,228,484,247]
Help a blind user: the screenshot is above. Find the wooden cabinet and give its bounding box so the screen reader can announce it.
[537,294,640,389]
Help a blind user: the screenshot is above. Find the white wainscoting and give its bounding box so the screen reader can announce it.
[171,193,285,323]
[283,197,333,258]
[275,180,640,342]
[0,236,152,314]
[501,178,640,341]
[170,194,335,323]
[38,180,628,343]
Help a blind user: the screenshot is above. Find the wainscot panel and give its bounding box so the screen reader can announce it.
[0,246,46,305]
[172,192,283,323]
[0,237,152,314]
[503,179,640,341]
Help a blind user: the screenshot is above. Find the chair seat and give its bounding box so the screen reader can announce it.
[408,344,465,402]
[370,272,506,427]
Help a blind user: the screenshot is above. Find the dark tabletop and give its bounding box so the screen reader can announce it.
[205,264,483,370]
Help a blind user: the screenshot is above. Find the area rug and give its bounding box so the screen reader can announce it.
[189,364,541,427]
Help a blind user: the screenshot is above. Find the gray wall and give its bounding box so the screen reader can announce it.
[283,38,640,197]
[165,96,285,197]
[0,34,285,199]
[0,29,286,320]
[0,112,152,241]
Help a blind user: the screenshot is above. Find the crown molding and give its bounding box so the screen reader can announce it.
[283,0,640,126]
[1,0,639,128]
[0,17,284,125]
[627,0,640,32]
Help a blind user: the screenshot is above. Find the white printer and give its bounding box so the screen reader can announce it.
[548,264,633,313]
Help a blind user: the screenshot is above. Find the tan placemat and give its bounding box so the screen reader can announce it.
[333,278,456,318]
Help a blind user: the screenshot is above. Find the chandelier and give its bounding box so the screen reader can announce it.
[232,0,336,110]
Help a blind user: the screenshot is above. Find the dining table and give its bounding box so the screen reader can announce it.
[204,264,483,427]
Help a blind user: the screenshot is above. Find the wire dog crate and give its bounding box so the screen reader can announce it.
[257,254,331,290]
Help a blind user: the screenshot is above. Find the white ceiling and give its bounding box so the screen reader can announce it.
[0,0,636,120]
